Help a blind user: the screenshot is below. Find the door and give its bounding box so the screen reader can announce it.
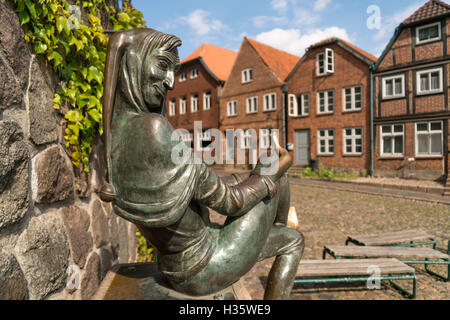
[295,130,310,166]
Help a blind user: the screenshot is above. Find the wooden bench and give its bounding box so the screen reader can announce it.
[346,229,437,248]
[294,258,417,298]
[323,245,450,281]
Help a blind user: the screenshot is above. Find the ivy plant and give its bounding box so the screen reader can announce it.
[13,0,146,171]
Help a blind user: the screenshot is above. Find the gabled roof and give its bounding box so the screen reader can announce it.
[286,37,376,81]
[181,43,237,82]
[402,0,450,25]
[246,38,300,82]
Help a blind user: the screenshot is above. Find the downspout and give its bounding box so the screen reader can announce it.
[370,66,374,177]
[282,84,288,149]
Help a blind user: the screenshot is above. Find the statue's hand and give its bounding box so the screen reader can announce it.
[251,138,292,182]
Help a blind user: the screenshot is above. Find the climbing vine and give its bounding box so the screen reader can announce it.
[13,0,146,171]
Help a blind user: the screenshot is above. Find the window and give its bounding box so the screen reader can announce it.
[180,97,186,115]
[190,68,198,79]
[316,48,334,76]
[343,128,363,155]
[289,94,310,117]
[318,129,334,155]
[227,100,237,116]
[191,94,198,113]
[169,99,176,116]
[246,96,258,114]
[263,93,276,111]
[317,90,334,114]
[382,75,404,99]
[203,91,212,110]
[380,124,404,156]
[416,67,443,95]
[343,86,362,111]
[415,121,443,156]
[242,129,254,149]
[416,22,441,45]
[242,68,254,83]
[260,129,271,149]
[179,73,187,82]
[196,129,212,151]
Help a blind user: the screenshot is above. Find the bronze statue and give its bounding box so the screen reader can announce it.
[100,28,304,300]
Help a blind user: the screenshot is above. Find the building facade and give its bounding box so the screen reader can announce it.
[219,37,299,168]
[165,44,236,152]
[373,0,450,181]
[286,38,376,174]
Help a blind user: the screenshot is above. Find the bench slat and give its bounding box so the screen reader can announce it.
[297,258,414,277]
[348,229,433,246]
[326,246,449,259]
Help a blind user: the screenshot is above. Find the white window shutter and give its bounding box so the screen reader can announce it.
[326,48,334,73]
[288,94,298,116]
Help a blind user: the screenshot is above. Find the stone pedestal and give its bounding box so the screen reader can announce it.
[92,263,252,300]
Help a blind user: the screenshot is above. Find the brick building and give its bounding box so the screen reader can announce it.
[373,0,450,181]
[219,37,299,167]
[286,38,376,174]
[165,43,237,150]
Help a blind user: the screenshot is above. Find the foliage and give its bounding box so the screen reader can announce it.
[13,0,146,171]
[137,229,155,263]
[301,167,357,180]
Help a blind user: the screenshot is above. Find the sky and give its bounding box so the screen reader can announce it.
[130,0,432,60]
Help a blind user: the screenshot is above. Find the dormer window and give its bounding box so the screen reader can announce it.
[242,68,253,83]
[190,68,198,79]
[316,48,334,76]
[179,73,187,82]
[416,22,441,45]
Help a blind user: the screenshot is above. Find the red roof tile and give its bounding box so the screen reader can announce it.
[402,0,450,25]
[246,38,300,81]
[181,43,237,82]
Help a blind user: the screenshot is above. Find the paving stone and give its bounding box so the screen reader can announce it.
[80,252,101,300]
[0,120,29,230]
[31,145,73,204]
[60,205,93,268]
[0,250,27,300]
[15,212,70,300]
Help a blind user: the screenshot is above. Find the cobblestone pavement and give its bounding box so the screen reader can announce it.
[210,177,450,300]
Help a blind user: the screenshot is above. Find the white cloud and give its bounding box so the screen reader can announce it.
[294,7,320,25]
[253,15,287,28]
[182,9,227,36]
[271,0,288,11]
[255,27,351,56]
[313,0,332,12]
[374,2,422,41]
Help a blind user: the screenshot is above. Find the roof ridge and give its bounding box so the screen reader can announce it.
[246,37,300,59]
[401,0,450,25]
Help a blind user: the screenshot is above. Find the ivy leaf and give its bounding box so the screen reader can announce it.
[87,66,103,84]
[88,108,102,123]
[18,11,30,26]
[24,0,37,20]
[34,42,47,54]
[48,51,63,67]
[65,109,83,123]
[56,16,66,33]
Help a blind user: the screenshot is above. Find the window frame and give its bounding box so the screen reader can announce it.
[317,129,335,156]
[317,90,334,115]
[190,68,199,79]
[180,97,187,115]
[263,93,277,111]
[414,121,443,157]
[227,100,238,117]
[242,68,254,84]
[203,91,212,110]
[179,72,187,82]
[168,99,176,116]
[380,124,405,157]
[246,96,258,114]
[190,94,199,113]
[382,74,405,100]
[416,21,442,45]
[343,127,363,156]
[316,48,334,76]
[343,86,363,112]
[416,67,443,95]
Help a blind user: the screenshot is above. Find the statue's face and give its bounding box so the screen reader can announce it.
[142,48,180,109]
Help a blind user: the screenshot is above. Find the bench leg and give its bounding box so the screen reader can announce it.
[322,247,336,260]
[388,273,417,299]
[424,259,450,282]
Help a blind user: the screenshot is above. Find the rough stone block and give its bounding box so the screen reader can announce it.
[99,247,114,280]
[0,250,27,300]
[60,205,93,268]
[15,212,70,300]
[80,252,101,300]
[0,120,29,230]
[117,217,130,264]
[91,199,110,248]
[31,145,73,204]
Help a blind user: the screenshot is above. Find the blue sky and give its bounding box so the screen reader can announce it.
[131,0,431,60]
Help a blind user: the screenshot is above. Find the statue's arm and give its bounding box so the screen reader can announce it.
[193,164,277,217]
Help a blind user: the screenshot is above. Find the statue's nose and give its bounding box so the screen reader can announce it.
[163,79,173,90]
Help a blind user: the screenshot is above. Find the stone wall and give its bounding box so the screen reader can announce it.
[0,0,137,300]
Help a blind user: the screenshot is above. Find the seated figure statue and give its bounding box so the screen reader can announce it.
[100,28,304,300]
